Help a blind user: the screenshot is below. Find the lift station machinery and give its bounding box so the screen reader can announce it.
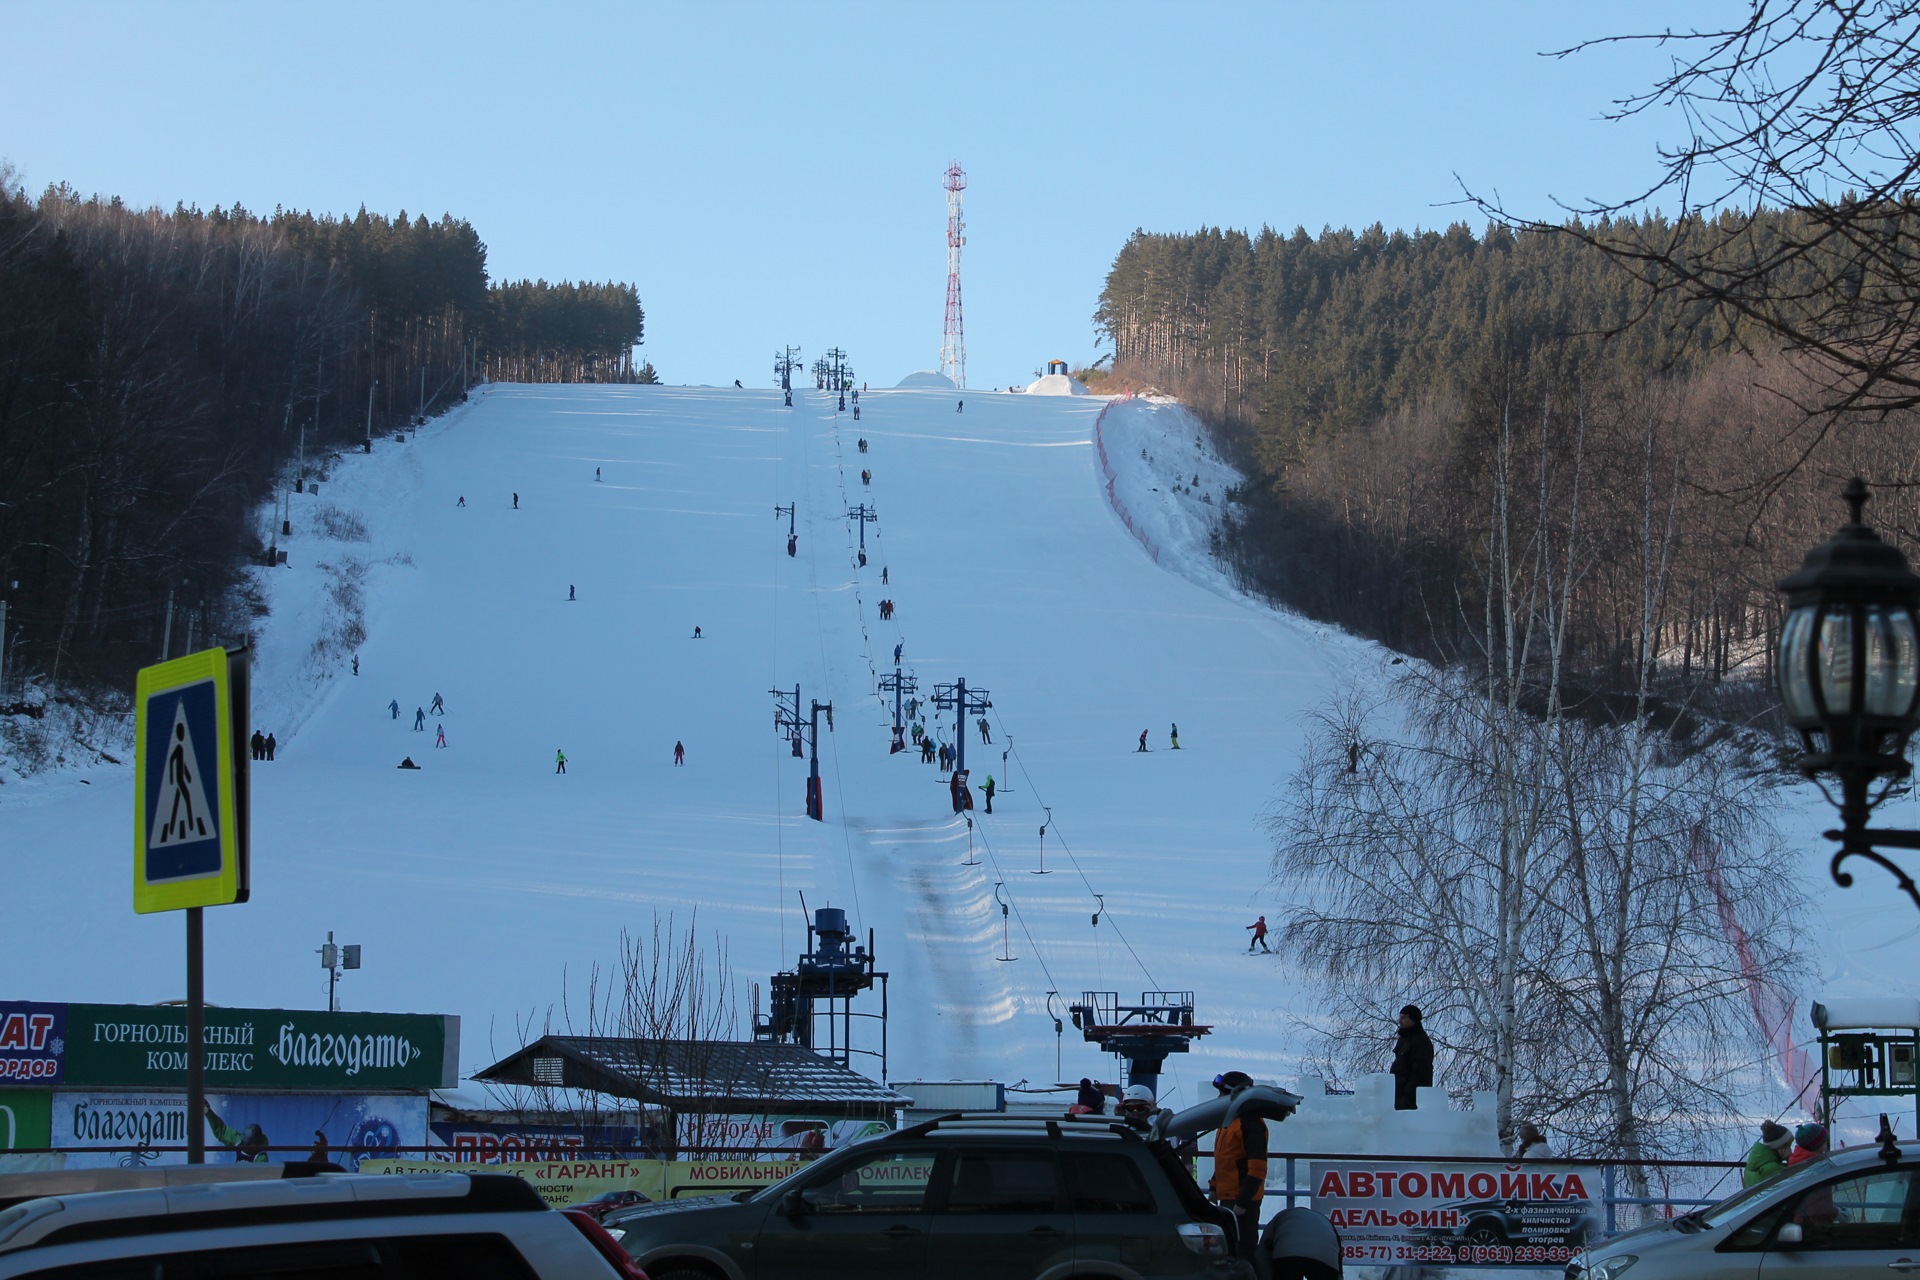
[755,907,890,1079]
[1067,990,1210,1102]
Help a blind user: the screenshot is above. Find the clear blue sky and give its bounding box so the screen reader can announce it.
[4,0,1706,389]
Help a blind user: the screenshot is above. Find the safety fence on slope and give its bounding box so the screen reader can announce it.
[1093,395,1161,565]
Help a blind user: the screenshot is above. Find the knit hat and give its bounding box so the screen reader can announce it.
[1400,1005,1424,1022]
[1795,1122,1829,1151]
[1760,1120,1793,1151]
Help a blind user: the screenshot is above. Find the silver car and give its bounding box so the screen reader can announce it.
[1567,1139,1919,1279]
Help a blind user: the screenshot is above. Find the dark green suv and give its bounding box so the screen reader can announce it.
[605,1091,1341,1280]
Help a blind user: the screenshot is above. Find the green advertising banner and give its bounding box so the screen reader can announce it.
[57,1005,457,1092]
[0,1090,52,1149]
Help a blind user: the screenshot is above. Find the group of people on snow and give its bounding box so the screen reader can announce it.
[247,730,278,762]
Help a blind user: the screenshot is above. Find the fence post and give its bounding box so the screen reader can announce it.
[1287,1156,1298,1210]
[1604,1163,1617,1237]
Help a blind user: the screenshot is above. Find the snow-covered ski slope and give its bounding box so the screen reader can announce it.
[2,382,1912,1125]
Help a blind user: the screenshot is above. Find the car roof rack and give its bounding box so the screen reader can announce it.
[888,1112,1140,1142]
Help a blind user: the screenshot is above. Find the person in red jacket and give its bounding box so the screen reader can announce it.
[1246,916,1271,953]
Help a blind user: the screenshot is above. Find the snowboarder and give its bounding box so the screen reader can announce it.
[430,693,445,716]
[249,729,265,761]
[693,625,702,639]
[434,724,447,749]
[1246,915,1270,953]
[1744,1122,1794,1186]
[595,467,601,481]
[734,379,742,388]
[457,496,466,507]
[265,733,276,761]
[1170,722,1180,749]
[389,699,399,720]
[880,565,888,585]
[1390,1005,1434,1111]
[673,740,685,766]
[981,774,995,813]
[414,707,426,731]
[893,642,903,663]
[956,400,963,413]
[787,534,797,557]
[512,492,519,509]
[351,654,359,676]
[568,584,575,601]
[555,749,568,775]
[977,717,991,744]
[1137,729,1149,752]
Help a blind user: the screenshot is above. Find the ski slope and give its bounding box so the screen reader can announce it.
[1,380,1913,1134]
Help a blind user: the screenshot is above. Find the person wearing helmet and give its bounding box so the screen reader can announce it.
[1209,1071,1267,1259]
[1117,1084,1158,1131]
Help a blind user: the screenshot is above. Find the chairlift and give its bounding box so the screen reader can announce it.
[994,881,1017,962]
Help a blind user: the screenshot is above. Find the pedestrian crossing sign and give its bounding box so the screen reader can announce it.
[134,647,249,913]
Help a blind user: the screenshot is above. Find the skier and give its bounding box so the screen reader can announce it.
[430,693,445,716]
[1390,1005,1434,1111]
[858,550,867,568]
[921,735,936,764]
[893,642,903,663]
[1137,729,1149,752]
[414,707,426,731]
[389,699,399,720]
[673,740,685,766]
[555,749,568,775]
[861,469,870,485]
[434,724,447,749]
[1246,915,1270,953]
[911,722,923,745]
[880,565,888,585]
[787,534,797,557]
[569,584,576,601]
[906,697,918,720]
[512,492,519,509]
[693,625,703,639]
[853,404,860,420]
[956,400,963,413]
[981,774,995,814]
[351,654,359,676]
[1170,722,1180,749]
[595,466,601,481]
[734,379,742,388]
[858,438,867,453]
[265,733,276,761]
[1744,1121,1794,1186]
[457,496,466,507]
[977,716,991,744]
[1117,1085,1158,1131]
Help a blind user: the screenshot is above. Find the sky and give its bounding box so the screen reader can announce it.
[3,0,1710,390]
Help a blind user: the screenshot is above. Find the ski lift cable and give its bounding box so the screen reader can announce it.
[971,817,1061,992]
[805,418,865,932]
[990,709,1161,990]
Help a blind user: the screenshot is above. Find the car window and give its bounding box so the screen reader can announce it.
[1064,1152,1157,1214]
[1700,1155,1842,1229]
[799,1150,936,1214]
[942,1152,1061,1214]
[1781,1167,1919,1250]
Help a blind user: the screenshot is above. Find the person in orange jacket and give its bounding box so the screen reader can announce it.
[1208,1070,1267,1259]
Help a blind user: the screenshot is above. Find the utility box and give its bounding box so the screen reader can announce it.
[1812,997,1920,1131]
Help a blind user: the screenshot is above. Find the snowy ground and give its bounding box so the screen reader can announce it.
[1,382,1913,1140]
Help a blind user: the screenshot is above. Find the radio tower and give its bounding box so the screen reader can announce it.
[940,162,967,389]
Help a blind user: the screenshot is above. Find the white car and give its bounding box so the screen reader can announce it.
[1567,1138,1919,1279]
[0,1165,644,1279]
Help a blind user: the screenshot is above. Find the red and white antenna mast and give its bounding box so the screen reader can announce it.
[940,161,967,389]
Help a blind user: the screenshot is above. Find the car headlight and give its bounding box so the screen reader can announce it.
[1586,1256,1637,1280]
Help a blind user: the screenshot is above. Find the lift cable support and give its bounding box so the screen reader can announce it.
[754,904,889,1078]
[775,503,795,538]
[931,676,992,773]
[878,665,918,754]
[1035,806,1054,875]
[771,685,834,821]
[846,502,877,553]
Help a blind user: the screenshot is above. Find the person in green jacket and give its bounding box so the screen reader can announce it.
[204,1102,270,1163]
[1744,1120,1794,1186]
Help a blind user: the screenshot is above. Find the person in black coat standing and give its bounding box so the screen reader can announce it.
[1390,1004,1434,1110]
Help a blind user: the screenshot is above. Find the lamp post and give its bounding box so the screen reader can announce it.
[1778,477,1920,909]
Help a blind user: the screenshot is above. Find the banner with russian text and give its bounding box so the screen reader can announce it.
[1310,1161,1603,1270]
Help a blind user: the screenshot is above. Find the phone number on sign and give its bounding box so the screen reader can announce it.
[1342,1243,1580,1265]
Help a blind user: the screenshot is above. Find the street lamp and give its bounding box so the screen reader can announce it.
[1778,477,1920,909]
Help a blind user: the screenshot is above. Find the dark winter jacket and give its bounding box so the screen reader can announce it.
[1390,1025,1434,1108]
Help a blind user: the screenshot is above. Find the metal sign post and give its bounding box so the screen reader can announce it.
[134,646,250,1162]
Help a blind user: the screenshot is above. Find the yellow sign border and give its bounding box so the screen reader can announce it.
[134,648,242,913]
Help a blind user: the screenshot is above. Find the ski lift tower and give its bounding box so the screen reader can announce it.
[940,162,967,390]
[1067,991,1210,1103]
[755,906,890,1078]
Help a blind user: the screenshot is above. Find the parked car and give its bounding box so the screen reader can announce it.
[1566,1136,1920,1279]
[0,1165,647,1279]
[577,1187,655,1220]
[605,1083,1342,1280]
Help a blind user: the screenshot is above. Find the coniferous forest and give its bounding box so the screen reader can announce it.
[1096,213,1920,713]
[0,178,644,693]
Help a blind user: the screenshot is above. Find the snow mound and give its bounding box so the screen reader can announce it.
[893,369,958,391]
[1024,372,1089,396]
